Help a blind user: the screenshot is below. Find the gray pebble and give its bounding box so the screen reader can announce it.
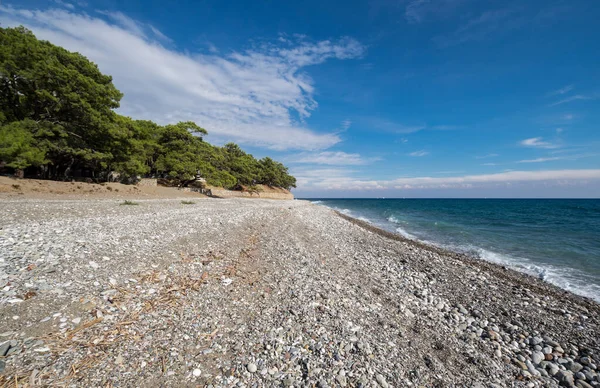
[375,374,389,388]
[569,362,584,373]
[532,351,544,365]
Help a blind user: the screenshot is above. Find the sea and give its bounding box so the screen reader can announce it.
[307,199,600,303]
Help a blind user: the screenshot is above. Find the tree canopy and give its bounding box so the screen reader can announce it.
[0,26,296,190]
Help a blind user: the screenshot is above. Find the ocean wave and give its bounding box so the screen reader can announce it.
[471,246,600,303]
[395,227,418,240]
[393,231,600,303]
[311,200,323,205]
[316,202,600,302]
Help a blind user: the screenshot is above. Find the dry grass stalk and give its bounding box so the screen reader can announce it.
[66,317,103,340]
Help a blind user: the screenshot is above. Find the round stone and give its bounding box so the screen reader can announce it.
[192,368,201,377]
[532,351,544,365]
[247,363,257,373]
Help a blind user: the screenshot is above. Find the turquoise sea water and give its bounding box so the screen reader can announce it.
[308,199,600,302]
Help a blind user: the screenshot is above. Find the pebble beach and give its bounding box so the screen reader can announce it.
[0,198,599,387]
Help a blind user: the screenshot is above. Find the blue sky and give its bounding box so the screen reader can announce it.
[2,0,600,197]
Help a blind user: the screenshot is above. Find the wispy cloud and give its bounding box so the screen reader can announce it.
[390,170,600,189]
[435,170,465,174]
[519,137,559,149]
[288,151,378,165]
[549,94,596,107]
[362,117,459,134]
[409,150,429,157]
[149,25,172,43]
[476,153,498,159]
[53,0,75,9]
[405,0,468,24]
[96,10,146,38]
[292,167,387,191]
[433,8,517,47]
[340,120,352,131]
[517,153,596,164]
[431,125,461,130]
[482,163,498,166]
[0,5,365,150]
[296,169,600,191]
[363,117,426,134]
[517,157,562,163]
[405,0,431,23]
[547,84,574,97]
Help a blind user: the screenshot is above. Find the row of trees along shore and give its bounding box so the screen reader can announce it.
[0,26,296,190]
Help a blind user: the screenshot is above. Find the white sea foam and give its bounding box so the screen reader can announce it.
[471,246,600,303]
[395,227,418,240]
[311,200,323,205]
[320,201,600,303]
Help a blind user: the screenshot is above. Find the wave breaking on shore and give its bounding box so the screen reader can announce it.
[313,200,600,303]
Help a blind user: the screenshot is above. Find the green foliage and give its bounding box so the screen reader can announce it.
[0,26,296,190]
[181,200,195,205]
[120,200,139,206]
[0,120,47,169]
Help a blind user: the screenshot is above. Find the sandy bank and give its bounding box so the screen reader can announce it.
[0,198,598,387]
[0,176,206,200]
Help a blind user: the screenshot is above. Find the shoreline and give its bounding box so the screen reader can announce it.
[333,209,600,310]
[1,198,599,387]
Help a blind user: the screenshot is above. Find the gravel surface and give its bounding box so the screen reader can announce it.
[0,198,599,387]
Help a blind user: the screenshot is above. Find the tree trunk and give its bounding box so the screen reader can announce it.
[64,157,75,180]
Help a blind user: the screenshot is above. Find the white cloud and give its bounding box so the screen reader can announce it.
[547,84,574,96]
[0,5,365,150]
[405,0,466,24]
[360,117,458,134]
[289,151,378,165]
[292,167,386,191]
[482,163,498,166]
[340,120,352,131]
[296,169,600,191]
[390,170,600,188]
[549,94,595,107]
[405,0,431,23]
[431,125,461,130]
[149,25,172,43]
[409,150,429,157]
[517,153,596,164]
[519,137,559,149]
[53,0,75,10]
[96,10,146,38]
[476,153,498,159]
[362,117,426,134]
[518,157,561,163]
[433,8,516,47]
